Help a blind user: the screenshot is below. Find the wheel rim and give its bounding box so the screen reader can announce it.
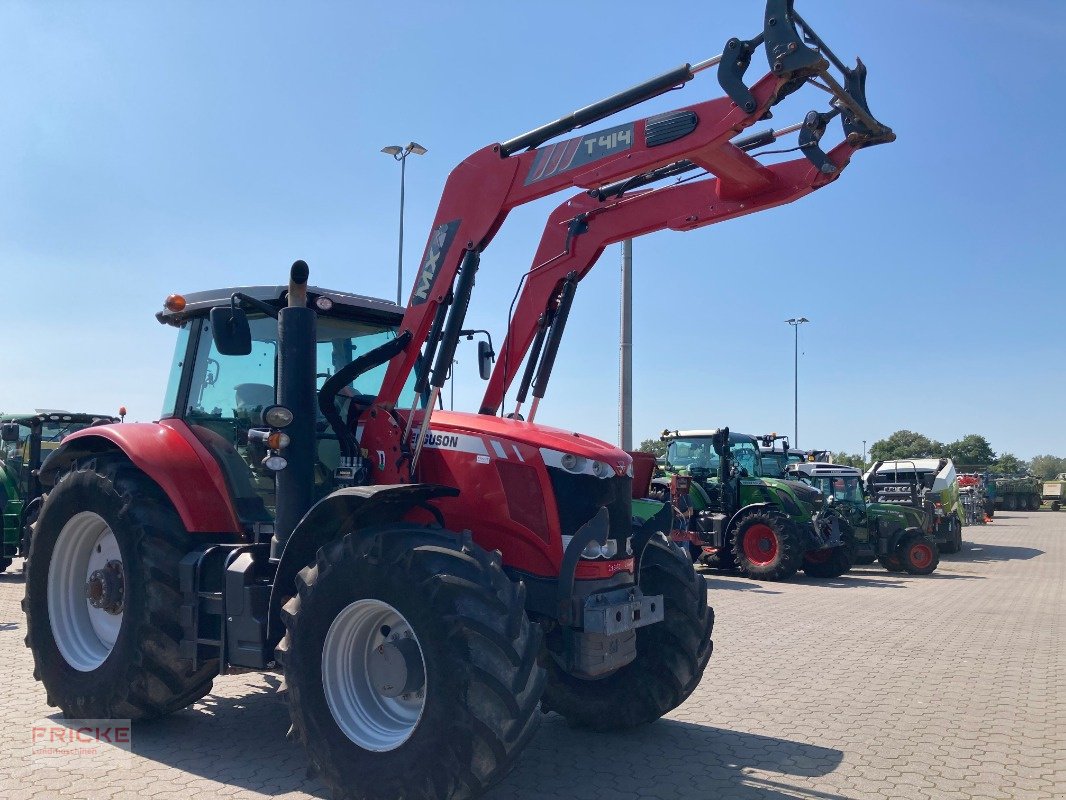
[742,524,779,566]
[321,599,427,752]
[47,511,124,672]
[908,543,933,569]
[804,548,833,564]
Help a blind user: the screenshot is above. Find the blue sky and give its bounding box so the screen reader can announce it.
[2,1,1063,460]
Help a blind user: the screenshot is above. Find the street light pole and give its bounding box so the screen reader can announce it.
[863,439,867,470]
[785,317,809,447]
[381,142,428,305]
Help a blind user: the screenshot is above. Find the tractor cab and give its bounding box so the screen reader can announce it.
[157,285,422,516]
[1,410,120,570]
[663,429,762,483]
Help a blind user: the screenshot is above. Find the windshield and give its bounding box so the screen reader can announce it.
[761,452,799,477]
[807,475,864,503]
[184,313,418,423]
[179,311,419,517]
[666,437,761,477]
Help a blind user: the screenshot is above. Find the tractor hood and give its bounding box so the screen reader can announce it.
[421,410,632,475]
[766,477,824,507]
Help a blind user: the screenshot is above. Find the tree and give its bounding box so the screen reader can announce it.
[992,453,1029,475]
[868,430,945,462]
[1029,455,1066,480]
[638,438,667,458]
[830,452,865,468]
[944,434,996,469]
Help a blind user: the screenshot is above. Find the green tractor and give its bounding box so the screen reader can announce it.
[786,462,939,575]
[0,411,121,571]
[864,459,965,554]
[757,434,803,478]
[651,428,854,581]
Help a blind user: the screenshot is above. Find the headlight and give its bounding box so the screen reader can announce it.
[592,460,609,478]
[561,453,587,473]
[262,404,294,428]
[561,535,620,559]
[262,455,288,471]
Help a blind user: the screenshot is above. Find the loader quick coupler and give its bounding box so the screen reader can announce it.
[799,108,842,175]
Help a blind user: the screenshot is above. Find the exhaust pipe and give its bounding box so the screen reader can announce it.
[272,260,317,558]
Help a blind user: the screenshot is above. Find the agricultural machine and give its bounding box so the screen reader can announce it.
[1042,473,1066,511]
[864,459,965,554]
[786,461,939,574]
[653,429,855,581]
[23,5,892,799]
[0,411,120,572]
[991,474,1042,511]
[957,473,992,524]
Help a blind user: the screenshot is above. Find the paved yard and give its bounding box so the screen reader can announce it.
[0,511,1062,799]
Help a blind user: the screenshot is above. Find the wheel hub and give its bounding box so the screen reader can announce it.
[910,543,933,569]
[85,560,125,615]
[321,599,428,752]
[742,524,779,565]
[368,635,425,698]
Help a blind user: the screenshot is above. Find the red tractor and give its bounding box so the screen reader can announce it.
[23,5,891,799]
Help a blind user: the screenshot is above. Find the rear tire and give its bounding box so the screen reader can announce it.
[900,531,939,575]
[23,462,217,719]
[731,510,801,581]
[1029,495,1041,511]
[802,520,856,579]
[939,519,962,554]
[278,526,544,800]
[540,536,713,730]
[1053,501,1061,512]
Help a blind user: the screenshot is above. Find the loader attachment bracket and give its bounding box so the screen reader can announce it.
[798,108,841,175]
[717,35,763,114]
[764,0,827,80]
[840,58,894,148]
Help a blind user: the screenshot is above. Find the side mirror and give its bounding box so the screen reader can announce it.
[1,423,19,443]
[477,340,495,380]
[209,306,252,356]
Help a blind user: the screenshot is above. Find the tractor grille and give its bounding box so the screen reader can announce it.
[547,468,632,546]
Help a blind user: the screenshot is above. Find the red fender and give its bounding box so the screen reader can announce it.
[48,420,243,534]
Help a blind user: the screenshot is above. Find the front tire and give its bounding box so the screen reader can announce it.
[731,510,801,581]
[900,532,939,575]
[802,520,856,579]
[278,526,544,800]
[541,537,712,730]
[24,462,217,719]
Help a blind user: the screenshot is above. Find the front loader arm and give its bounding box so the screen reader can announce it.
[480,137,860,417]
[361,0,892,482]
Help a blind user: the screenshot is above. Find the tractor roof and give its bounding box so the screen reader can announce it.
[157,285,402,327]
[871,458,948,474]
[1,411,118,426]
[788,462,860,479]
[661,429,758,445]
